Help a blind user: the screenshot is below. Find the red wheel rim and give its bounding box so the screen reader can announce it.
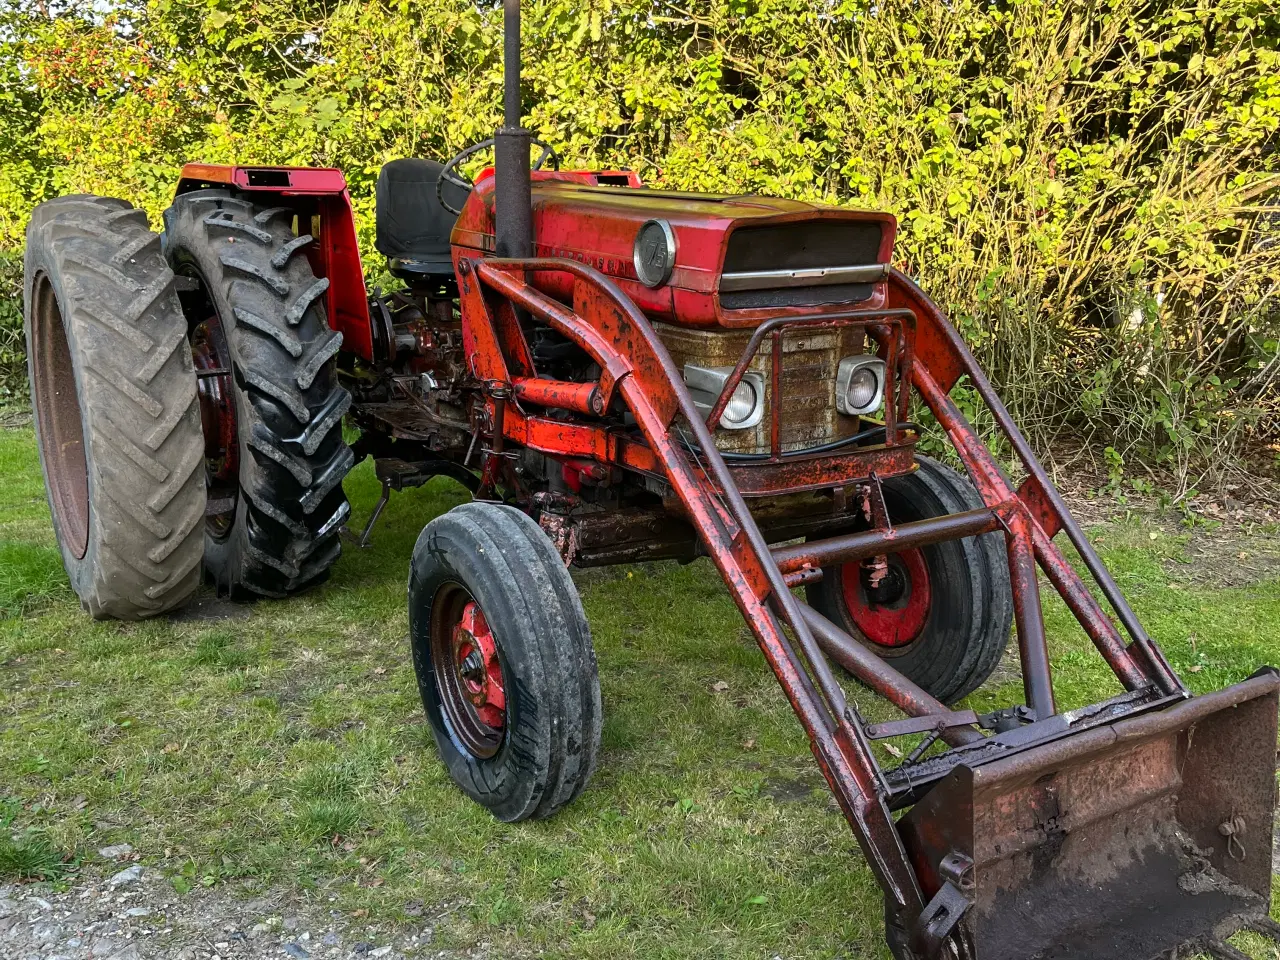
[429,584,507,758]
[453,603,506,729]
[841,549,931,650]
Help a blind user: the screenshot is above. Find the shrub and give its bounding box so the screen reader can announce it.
[0,252,23,404]
[0,0,1276,484]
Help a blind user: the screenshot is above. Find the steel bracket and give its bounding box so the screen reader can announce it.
[909,877,972,958]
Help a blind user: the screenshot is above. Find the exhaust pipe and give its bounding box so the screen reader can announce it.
[494,0,532,259]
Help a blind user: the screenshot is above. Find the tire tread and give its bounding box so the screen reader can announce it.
[162,189,352,597]
[24,195,204,619]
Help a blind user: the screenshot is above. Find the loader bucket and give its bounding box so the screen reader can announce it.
[898,672,1280,959]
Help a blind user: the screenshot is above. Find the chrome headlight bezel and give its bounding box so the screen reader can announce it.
[633,219,677,288]
[684,363,766,431]
[835,355,887,416]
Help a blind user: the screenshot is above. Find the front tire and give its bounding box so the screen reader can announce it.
[806,456,1013,703]
[408,503,602,822]
[162,191,353,598]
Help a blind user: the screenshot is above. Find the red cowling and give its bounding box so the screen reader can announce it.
[451,170,898,329]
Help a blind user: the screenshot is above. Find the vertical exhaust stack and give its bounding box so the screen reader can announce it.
[494,0,533,259]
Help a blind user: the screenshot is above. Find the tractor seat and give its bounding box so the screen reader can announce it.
[374,158,467,286]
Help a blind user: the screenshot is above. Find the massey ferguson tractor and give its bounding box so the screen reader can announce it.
[21,3,1280,956]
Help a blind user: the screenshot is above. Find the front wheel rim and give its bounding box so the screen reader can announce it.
[841,549,932,651]
[430,583,507,759]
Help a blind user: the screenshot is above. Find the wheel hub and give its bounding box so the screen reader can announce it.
[188,299,239,539]
[452,603,506,730]
[842,549,932,649]
[429,584,508,759]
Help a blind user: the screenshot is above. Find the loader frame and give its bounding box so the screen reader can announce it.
[455,252,1280,958]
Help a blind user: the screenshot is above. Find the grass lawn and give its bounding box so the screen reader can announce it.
[2,419,1280,959]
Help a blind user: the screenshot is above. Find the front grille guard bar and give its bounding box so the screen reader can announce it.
[460,256,1209,946]
[700,308,916,458]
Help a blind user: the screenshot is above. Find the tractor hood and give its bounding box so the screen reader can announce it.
[450,170,897,328]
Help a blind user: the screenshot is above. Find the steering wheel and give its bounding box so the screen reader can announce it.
[437,137,562,217]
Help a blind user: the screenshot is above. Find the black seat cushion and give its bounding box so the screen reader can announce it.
[375,158,466,269]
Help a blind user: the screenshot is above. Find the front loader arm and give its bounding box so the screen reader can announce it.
[459,255,929,917]
[457,254,1280,960]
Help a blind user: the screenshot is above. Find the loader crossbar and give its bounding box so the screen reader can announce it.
[456,255,1280,959]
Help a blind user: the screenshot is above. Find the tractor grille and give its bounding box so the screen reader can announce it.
[718,220,887,312]
[654,322,868,455]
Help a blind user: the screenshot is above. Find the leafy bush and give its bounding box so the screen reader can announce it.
[0,0,1276,484]
[0,252,23,403]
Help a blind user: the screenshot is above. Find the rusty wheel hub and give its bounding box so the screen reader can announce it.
[187,287,239,540]
[453,603,506,729]
[430,584,507,758]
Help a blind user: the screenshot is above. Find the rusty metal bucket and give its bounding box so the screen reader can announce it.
[897,672,1280,959]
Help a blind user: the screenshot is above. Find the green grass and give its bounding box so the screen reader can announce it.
[0,540,68,617]
[0,830,69,881]
[1,421,1279,959]
[0,797,70,881]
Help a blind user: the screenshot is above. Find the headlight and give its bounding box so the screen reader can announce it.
[634,219,676,288]
[835,356,886,416]
[684,364,765,430]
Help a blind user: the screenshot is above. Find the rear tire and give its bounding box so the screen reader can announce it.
[24,195,205,619]
[162,191,353,598]
[806,456,1012,703]
[408,503,602,822]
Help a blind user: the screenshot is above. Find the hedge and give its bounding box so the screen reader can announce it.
[1,0,1277,485]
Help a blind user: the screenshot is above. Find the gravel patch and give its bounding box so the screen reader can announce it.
[0,869,481,960]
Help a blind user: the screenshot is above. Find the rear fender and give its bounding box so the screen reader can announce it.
[175,164,373,361]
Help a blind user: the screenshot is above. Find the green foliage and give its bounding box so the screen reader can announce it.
[0,252,23,403]
[0,0,1277,478]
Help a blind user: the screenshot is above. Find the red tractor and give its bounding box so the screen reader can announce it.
[21,3,1280,956]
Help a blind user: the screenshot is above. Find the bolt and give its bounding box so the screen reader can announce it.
[460,649,484,680]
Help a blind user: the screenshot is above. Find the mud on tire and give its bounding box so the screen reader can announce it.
[162,191,353,598]
[24,195,205,619]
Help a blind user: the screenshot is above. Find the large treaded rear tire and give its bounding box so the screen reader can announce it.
[24,195,205,619]
[162,191,353,598]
